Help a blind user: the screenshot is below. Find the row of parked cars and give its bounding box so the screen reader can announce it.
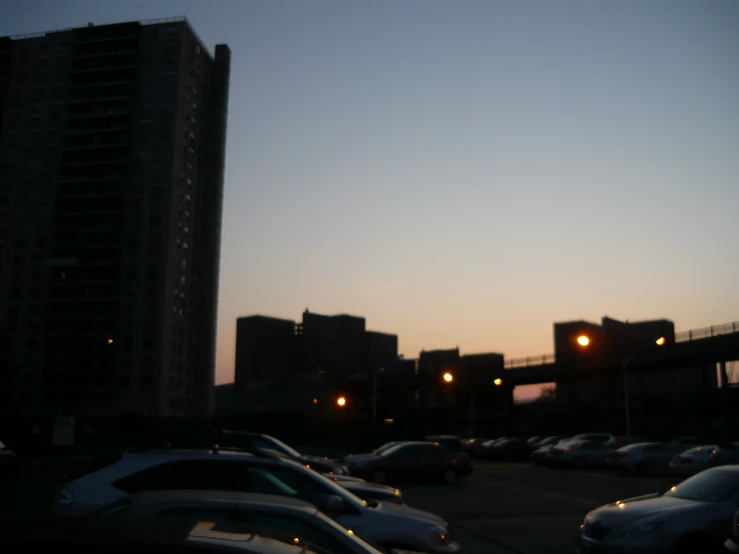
[463,433,739,475]
[458,433,739,552]
[0,430,472,554]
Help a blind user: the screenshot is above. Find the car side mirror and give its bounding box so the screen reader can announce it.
[324,494,345,514]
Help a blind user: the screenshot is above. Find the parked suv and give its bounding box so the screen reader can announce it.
[54,448,458,554]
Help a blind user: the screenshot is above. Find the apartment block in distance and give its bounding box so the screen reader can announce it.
[0,18,230,417]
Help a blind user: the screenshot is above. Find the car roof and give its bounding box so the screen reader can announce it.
[130,490,318,512]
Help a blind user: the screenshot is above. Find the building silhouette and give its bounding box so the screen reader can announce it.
[234,310,399,385]
[0,18,230,417]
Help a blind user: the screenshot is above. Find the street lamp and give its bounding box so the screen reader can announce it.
[442,372,454,383]
[336,396,346,407]
[577,335,590,347]
[494,378,503,386]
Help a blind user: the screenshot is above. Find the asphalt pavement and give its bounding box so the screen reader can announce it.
[402,461,676,554]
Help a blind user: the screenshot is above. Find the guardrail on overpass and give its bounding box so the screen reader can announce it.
[504,320,739,370]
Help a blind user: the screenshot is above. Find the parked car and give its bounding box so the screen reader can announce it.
[530,437,570,466]
[546,440,611,469]
[160,431,350,476]
[725,508,739,552]
[92,490,417,554]
[577,466,739,554]
[479,438,532,462]
[571,433,615,443]
[251,448,404,505]
[669,445,719,477]
[53,448,457,554]
[606,442,675,475]
[347,442,471,485]
[530,436,563,450]
[669,436,708,454]
[707,443,739,468]
[606,436,651,450]
[341,442,404,464]
[461,438,488,454]
[424,436,462,452]
[0,514,328,554]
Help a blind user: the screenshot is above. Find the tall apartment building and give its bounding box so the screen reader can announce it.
[0,18,230,418]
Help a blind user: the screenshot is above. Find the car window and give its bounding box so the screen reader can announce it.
[382,444,417,460]
[113,460,250,494]
[236,513,355,554]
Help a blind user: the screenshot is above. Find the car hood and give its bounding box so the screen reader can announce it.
[344,481,397,493]
[588,493,706,527]
[372,500,446,526]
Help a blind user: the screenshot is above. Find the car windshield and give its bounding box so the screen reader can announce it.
[264,436,303,459]
[379,444,406,457]
[665,469,739,502]
[375,442,398,455]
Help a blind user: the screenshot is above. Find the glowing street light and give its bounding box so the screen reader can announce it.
[655,337,666,346]
[577,335,590,347]
[442,372,454,383]
[494,378,503,386]
[336,396,346,407]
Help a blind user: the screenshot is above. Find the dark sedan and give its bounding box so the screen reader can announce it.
[347,441,472,485]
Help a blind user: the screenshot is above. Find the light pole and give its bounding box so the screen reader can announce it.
[577,335,665,441]
[441,372,502,438]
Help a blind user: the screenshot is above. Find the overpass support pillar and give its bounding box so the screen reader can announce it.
[719,361,730,388]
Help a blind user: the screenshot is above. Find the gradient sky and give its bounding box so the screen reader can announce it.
[3,1,738,399]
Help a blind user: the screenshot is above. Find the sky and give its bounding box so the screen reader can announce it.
[2,0,738,400]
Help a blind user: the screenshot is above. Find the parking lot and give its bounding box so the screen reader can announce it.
[403,461,675,554]
[0,459,676,554]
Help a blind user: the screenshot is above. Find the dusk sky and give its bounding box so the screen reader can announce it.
[3,0,738,399]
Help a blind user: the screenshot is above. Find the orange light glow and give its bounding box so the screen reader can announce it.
[494,378,503,386]
[656,337,666,346]
[442,372,454,383]
[312,398,318,404]
[577,335,590,347]
[337,396,346,407]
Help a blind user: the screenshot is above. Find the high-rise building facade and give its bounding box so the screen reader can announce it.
[0,18,230,417]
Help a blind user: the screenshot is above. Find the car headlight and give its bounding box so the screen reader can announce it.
[426,524,449,544]
[612,521,664,538]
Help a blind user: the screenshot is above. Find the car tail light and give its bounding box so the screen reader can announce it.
[394,497,404,505]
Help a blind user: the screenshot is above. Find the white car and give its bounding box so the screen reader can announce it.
[94,489,421,554]
[54,448,459,554]
[576,466,739,554]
